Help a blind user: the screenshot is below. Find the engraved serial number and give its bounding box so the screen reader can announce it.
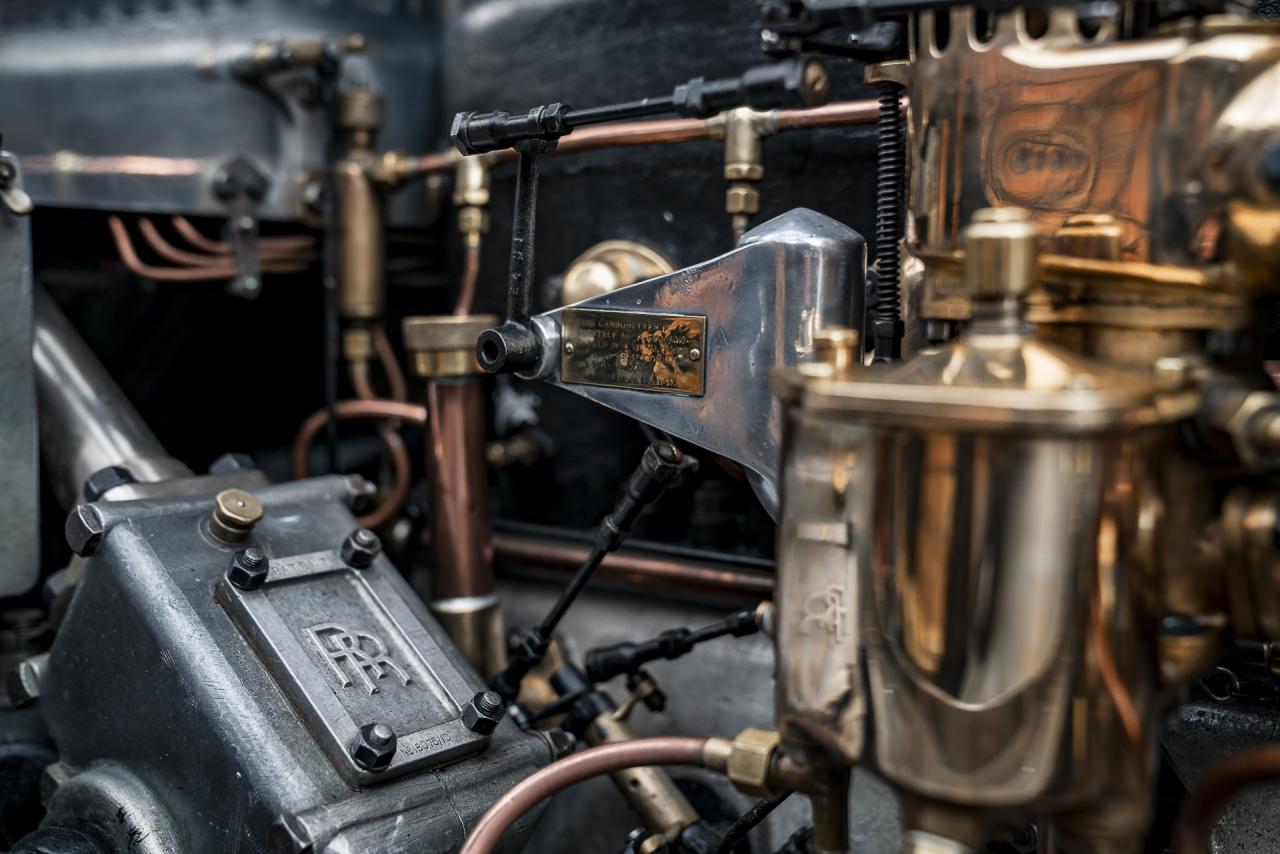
[401,730,453,757]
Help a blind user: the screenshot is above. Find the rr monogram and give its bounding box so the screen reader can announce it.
[305,623,412,695]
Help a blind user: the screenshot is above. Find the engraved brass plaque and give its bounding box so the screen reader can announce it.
[561,308,706,395]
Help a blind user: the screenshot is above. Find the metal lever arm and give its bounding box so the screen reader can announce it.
[521,207,865,517]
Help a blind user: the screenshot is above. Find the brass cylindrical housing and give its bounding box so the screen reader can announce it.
[334,157,385,321]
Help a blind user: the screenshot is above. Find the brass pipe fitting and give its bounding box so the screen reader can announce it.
[454,154,494,250]
[588,714,701,841]
[707,107,775,238]
[334,86,387,324]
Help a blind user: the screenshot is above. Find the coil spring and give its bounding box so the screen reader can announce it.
[874,81,904,360]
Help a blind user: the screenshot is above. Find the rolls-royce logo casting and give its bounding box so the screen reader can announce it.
[305,623,411,694]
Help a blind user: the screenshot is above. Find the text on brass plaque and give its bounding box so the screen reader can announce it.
[561,309,706,396]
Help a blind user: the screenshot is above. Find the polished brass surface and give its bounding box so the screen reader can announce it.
[587,714,700,839]
[402,314,499,378]
[906,11,1280,329]
[210,488,263,544]
[334,156,385,321]
[560,240,675,306]
[341,327,374,363]
[964,207,1038,299]
[560,309,707,396]
[430,594,507,677]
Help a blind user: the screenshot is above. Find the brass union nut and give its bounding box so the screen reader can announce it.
[725,184,759,215]
[342,327,374,363]
[457,205,489,236]
[724,727,780,796]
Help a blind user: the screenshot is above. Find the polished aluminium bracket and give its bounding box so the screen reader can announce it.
[522,208,864,516]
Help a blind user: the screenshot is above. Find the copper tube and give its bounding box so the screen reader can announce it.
[492,533,774,598]
[1174,744,1280,854]
[426,380,493,599]
[453,243,482,316]
[371,325,408,404]
[110,216,309,281]
[139,217,314,269]
[411,98,887,175]
[289,399,425,529]
[773,97,895,130]
[401,150,456,177]
[348,362,412,529]
[171,215,315,254]
[460,737,710,854]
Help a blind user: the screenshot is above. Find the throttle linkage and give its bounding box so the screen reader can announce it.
[448,56,831,377]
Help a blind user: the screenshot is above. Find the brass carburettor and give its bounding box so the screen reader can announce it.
[775,209,1195,850]
[771,6,1280,850]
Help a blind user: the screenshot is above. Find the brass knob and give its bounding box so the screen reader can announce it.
[964,207,1039,300]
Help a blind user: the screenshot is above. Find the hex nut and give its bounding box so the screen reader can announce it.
[725,727,780,796]
[462,690,504,735]
[1221,390,1280,468]
[82,465,135,502]
[725,185,760,215]
[341,528,382,569]
[350,722,397,772]
[65,504,106,557]
[207,453,256,476]
[228,548,269,591]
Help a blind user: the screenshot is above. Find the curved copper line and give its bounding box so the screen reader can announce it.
[141,217,314,271]
[171,215,315,255]
[372,325,408,403]
[290,398,427,528]
[452,243,481,316]
[461,738,710,854]
[109,216,244,281]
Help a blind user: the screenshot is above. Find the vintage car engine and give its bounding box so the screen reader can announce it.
[2,0,1280,852]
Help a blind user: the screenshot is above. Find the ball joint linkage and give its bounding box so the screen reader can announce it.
[449,57,831,375]
[488,440,699,704]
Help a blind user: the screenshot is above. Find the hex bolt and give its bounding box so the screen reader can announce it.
[7,653,48,707]
[207,452,256,476]
[350,722,397,772]
[688,348,701,362]
[82,465,135,502]
[210,489,264,544]
[341,528,382,569]
[227,547,270,591]
[65,504,106,557]
[462,690,504,735]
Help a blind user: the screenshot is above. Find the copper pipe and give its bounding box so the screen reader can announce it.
[139,217,313,269]
[290,399,425,529]
[1174,745,1280,854]
[773,97,897,130]
[411,98,888,175]
[492,532,774,598]
[172,215,315,253]
[110,216,309,281]
[400,150,456,177]
[460,737,710,854]
[453,243,482,316]
[371,325,408,403]
[348,362,413,529]
[427,380,493,599]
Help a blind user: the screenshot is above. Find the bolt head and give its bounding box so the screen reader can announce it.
[208,452,256,476]
[7,655,46,706]
[462,690,504,734]
[341,528,382,569]
[83,465,135,502]
[65,504,106,556]
[688,348,701,362]
[351,722,397,771]
[228,548,269,590]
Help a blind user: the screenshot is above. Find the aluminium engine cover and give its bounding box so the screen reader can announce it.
[34,474,552,853]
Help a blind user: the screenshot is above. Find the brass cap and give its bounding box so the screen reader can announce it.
[963,207,1039,300]
[211,489,263,544]
[337,86,383,133]
[402,314,499,377]
[342,327,374,363]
